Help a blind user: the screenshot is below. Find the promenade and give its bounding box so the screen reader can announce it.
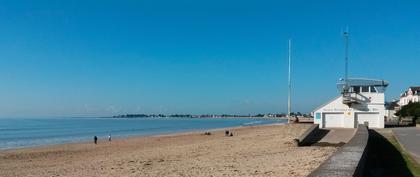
[393,127,420,163]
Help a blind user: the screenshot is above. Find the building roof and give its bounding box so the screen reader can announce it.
[337,78,389,87]
[337,78,389,93]
[409,86,420,92]
[401,86,420,97]
[385,100,399,110]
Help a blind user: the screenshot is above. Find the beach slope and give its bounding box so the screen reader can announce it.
[0,124,337,177]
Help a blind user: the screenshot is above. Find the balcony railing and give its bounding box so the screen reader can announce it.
[342,92,365,105]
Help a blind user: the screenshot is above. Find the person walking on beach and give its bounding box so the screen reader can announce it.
[108,134,112,141]
[94,136,98,144]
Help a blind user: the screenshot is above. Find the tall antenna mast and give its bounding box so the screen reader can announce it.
[288,39,292,122]
[343,30,349,91]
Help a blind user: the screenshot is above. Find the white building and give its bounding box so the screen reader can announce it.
[385,100,399,121]
[312,78,389,128]
[399,87,420,106]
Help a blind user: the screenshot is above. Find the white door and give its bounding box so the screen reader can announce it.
[356,113,379,128]
[323,113,344,128]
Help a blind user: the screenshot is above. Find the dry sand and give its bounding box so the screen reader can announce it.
[0,124,337,177]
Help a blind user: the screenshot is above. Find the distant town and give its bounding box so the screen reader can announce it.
[111,112,311,119]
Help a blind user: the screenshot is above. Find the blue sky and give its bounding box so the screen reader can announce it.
[0,0,419,117]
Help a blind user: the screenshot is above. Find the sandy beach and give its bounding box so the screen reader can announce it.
[0,124,337,177]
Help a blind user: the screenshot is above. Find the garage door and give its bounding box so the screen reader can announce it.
[323,113,344,128]
[356,113,379,128]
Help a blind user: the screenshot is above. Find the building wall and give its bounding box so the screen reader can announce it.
[314,93,386,128]
[399,95,420,106]
[385,109,397,121]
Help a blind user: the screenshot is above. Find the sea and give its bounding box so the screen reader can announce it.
[0,117,286,150]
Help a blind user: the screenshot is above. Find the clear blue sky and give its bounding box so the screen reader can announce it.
[0,0,419,117]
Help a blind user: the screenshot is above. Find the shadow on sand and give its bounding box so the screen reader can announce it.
[364,129,414,177]
[308,129,330,143]
[304,129,345,147]
[297,128,348,147]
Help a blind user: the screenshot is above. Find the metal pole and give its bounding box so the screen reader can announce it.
[344,31,349,91]
[288,39,291,123]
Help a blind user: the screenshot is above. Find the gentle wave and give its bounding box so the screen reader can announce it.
[0,117,285,150]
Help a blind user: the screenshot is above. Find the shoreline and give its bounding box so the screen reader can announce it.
[0,123,336,177]
[0,123,287,155]
[0,122,286,152]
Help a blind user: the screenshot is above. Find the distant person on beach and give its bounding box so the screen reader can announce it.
[225,130,229,136]
[94,136,98,144]
[229,132,233,137]
[108,134,112,141]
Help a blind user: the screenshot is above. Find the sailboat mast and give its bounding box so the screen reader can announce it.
[288,39,292,120]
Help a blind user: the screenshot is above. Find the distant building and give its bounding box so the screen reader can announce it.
[312,78,389,128]
[399,87,420,106]
[385,100,399,121]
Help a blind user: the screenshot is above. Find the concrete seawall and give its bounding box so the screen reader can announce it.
[307,124,369,177]
[295,124,320,146]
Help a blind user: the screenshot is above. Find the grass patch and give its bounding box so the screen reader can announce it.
[388,133,420,177]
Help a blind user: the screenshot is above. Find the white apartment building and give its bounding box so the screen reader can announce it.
[399,87,420,106]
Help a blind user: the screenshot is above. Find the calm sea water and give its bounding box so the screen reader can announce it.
[0,117,285,150]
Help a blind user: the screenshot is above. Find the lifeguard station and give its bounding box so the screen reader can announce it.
[313,78,388,128]
[312,31,389,128]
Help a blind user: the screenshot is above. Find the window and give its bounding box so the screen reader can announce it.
[315,113,321,120]
[370,86,377,93]
[362,86,369,92]
[353,86,360,93]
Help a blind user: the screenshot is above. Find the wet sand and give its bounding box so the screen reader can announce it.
[0,124,337,177]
